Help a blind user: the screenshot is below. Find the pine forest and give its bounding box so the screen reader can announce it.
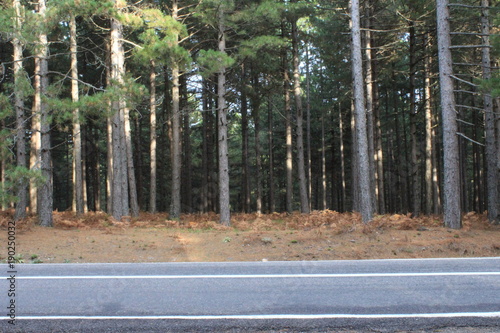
[1,0,500,230]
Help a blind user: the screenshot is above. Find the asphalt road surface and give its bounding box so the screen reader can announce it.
[1,257,499,332]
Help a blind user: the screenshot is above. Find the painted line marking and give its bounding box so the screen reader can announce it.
[2,312,500,320]
[5,272,500,280]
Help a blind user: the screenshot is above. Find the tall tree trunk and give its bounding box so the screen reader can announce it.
[409,21,421,217]
[169,0,182,219]
[364,2,377,215]
[351,0,373,223]
[436,0,461,228]
[170,63,181,219]
[30,69,41,214]
[321,107,327,210]
[110,11,129,220]
[124,117,139,216]
[282,22,293,214]
[267,93,275,213]
[149,61,157,213]
[70,14,84,215]
[13,0,27,220]
[218,7,230,226]
[482,0,498,223]
[252,75,262,215]
[291,13,310,214]
[201,79,210,213]
[339,106,346,212]
[424,34,434,215]
[305,43,312,210]
[181,75,192,213]
[36,0,53,226]
[106,42,113,214]
[240,65,251,212]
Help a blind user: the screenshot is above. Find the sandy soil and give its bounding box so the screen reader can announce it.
[1,210,499,264]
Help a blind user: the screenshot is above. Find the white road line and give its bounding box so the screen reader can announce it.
[2,312,500,320]
[5,272,500,279]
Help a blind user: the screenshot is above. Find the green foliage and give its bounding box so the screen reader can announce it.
[197,49,235,77]
[239,35,286,59]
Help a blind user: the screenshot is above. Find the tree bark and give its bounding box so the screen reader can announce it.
[218,7,230,226]
[181,75,192,213]
[70,14,84,215]
[481,0,499,223]
[267,93,275,213]
[424,34,434,215]
[350,0,373,223]
[170,0,182,219]
[291,13,310,214]
[240,64,251,212]
[252,74,262,215]
[282,21,293,214]
[149,61,157,213]
[110,11,129,220]
[436,0,461,228]
[36,0,53,227]
[13,0,27,221]
[364,3,377,215]
[409,21,421,217]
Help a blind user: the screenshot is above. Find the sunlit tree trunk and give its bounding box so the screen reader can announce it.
[110,9,129,220]
[13,0,27,220]
[436,0,461,228]
[282,21,293,214]
[291,12,310,214]
[36,0,53,226]
[70,14,84,215]
[149,61,157,213]
[424,34,435,215]
[350,0,373,223]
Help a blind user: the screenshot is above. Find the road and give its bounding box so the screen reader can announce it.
[1,258,499,332]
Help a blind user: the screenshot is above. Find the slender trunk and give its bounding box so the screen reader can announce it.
[106,43,113,214]
[364,3,377,215]
[321,107,327,210]
[181,75,192,213]
[436,0,461,228]
[70,14,84,215]
[110,12,129,220]
[240,65,251,212]
[282,22,293,214]
[30,69,41,214]
[149,61,157,213]
[169,0,182,219]
[170,64,181,219]
[482,0,498,223]
[339,106,346,212]
[409,21,421,216]
[218,8,230,225]
[252,75,262,215]
[267,93,275,213]
[36,0,53,226]
[424,34,434,215]
[291,14,310,214]
[351,0,373,223]
[201,79,209,212]
[13,0,27,220]
[351,101,359,213]
[305,43,312,210]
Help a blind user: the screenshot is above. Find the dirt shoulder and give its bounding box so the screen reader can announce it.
[1,210,499,264]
